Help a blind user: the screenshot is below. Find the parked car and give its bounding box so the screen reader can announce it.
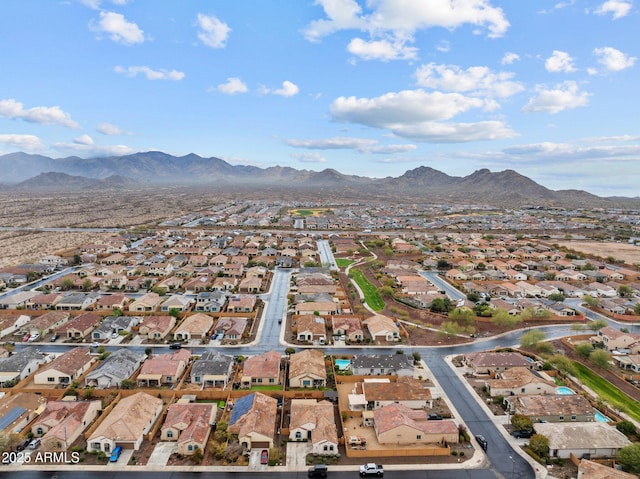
[28,438,41,450]
[28,333,40,342]
[169,342,182,349]
[512,429,533,439]
[16,438,31,452]
[308,464,328,477]
[22,334,30,342]
[211,334,217,340]
[475,435,488,451]
[109,446,123,462]
[359,463,383,477]
[428,413,443,420]
[260,449,268,465]
[50,334,58,342]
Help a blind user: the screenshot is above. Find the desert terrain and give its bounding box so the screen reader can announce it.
[557,241,640,266]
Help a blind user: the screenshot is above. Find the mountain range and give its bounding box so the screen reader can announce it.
[0,151,636,208]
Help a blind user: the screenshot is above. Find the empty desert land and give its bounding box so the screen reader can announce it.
[557,241,640,265]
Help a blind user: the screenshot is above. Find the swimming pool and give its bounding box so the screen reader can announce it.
[335,359,351,370]
[594,411,610,423]
[556,386,575,395]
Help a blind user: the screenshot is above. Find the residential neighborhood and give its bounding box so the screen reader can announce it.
[0,219,639,477]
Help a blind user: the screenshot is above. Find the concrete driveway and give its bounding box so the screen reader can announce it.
[147,442,177,466]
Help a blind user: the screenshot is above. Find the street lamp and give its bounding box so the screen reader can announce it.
[509,455,516,479]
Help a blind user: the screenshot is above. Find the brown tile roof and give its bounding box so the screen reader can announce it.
[38,347,92,376]
[242,350,281,380]
[88,392,162,442]
[515,394,594,417]
[373,403,458,435]
[162,403,215,444]
[289,349,326,380]
[363,376,431,402]
[228,392,277,441]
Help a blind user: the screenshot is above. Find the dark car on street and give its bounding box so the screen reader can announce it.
[512,429,533,438]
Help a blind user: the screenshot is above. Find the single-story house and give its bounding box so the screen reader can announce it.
[161,402,216,455]
[289,399,338,456]
[31,400,102,451]
[289,349,326,388]
[190,351,234,388]
[87,392,163,452]
[373,403,458,445]
[33,347,94,386]
[533,422,631,459]
[228,392,278,451]
[85,348,146,388]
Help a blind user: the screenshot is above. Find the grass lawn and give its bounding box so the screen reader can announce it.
[336,258,353,268]
[572,362,640,423]
[250,385,283,391]
[350,268,384,312]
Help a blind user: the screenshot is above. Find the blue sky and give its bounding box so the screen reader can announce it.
[0,0,638,197]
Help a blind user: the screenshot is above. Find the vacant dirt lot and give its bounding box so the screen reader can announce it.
[557,241,640,265]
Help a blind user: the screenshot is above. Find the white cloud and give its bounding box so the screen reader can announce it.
[436,40,450,53]
[304,0,509,41]
[78,0,129,8]
[97,122,131,135]
[503,140,640,161]
[260,81,300,97]
[390,120,517,143]
[414,63,524,98]
[594,0,632,19]
[197,13,231,48]
[291,152,327,163]
[330,89,485,126]
[91,11,145,45]
[0,98,79,129]
[287,136,417,154]
[114,65,185,80]
[272,81,300,97]
[0,134,44,151]
[347,37,418,61]
[52,141,135,156]
[329,89,516,142]
[501,52,520,65]
[522,81,590,114]
[215,77,248,95]
[73,134,94,146]
[287,137,378,150]
[593,47,636,71]
[545,50,576,73]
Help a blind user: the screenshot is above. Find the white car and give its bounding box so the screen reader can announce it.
[28,333,40,342]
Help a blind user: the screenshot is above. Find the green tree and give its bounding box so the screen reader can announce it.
[466,291,481,303]
[548,354,576,375]
[491,309,521,327]
[616,420,637,437]
[120,379,135,389]
[60,277,75,291]
[589,349,611,369]
[618,285,633,298]
[636,303,640,316]
[529,434,550,458]
[511,414,533,431]
[617,443,640,473]
[168,308,180,318]
[547,292,566,302]
[520,330,546,349]
[582,295,600,307]
[110,308,124,317]
[430,297,453,313]
[436,259,451,270]
[378,286,394,298]
[82,278,94,291]
[574,342,594,358]
[587,318,608,331]
[449,308,476,325]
